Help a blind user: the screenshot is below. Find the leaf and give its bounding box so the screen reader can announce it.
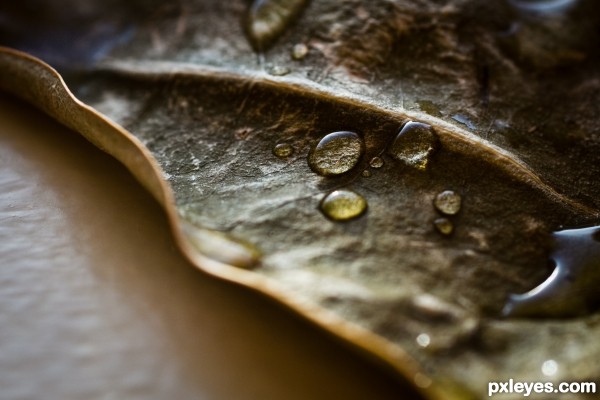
[1,0,600,398]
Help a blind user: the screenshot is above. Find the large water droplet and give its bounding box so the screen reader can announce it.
[503,225,600,317]
[308,131,364,176]
[273,143,293,158]
[320,189,367,221]
[388,121,438,170]
[434,190,462,215]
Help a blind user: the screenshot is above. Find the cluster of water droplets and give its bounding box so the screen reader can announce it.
[433,190,462,236]
[269,120,470,238]
[285,121,442,222]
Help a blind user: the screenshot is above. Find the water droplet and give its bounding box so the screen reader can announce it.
[273,143,293,158]
[542,360,558,376]
[369,156,384,169]
[434,190,461,215]
[361,170,371,177]
[388,121,438,170]
[182,222,261,269]
[244,0,309,52]
[434,218,454,236]
[416,333,431,348]
[291,43,308,60]
[320,189,367,221]
[503,225,600,317]
[268,65,290,76]
[308,131,364,176]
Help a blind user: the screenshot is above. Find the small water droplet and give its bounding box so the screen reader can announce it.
[291,43,308,60]
[542,360,558,376]
[308,131,364,176]
[434,190,462,215]
[361,170,371,177]
[273,143,294,158]
[369,156,384,169]
[388,121,438,170]
[320,189,367,221]
[416,333,431,348]
[434,218,454,236]
[268,65,291,76]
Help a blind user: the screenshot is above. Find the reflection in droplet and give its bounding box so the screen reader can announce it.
[292,43,308,60]
[273,143,294,158]
[388,121,438,170]
[434,190,462,215]
[245,0,309,51]
[320,190,367,221]
[369,156,384,169]
[308,131,364,176]
[434,218,454,236]
[542,360,558,376]
[416,333,431,348]
[503,225,600,317]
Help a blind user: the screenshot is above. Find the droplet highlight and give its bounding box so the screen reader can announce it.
[320,189,367,221]
[369,156,384,169]
[361,170,371,177]
[244,0,310,52]
[273,143,294,158]
[503,225,600,318]
[388,121,438,170]
[308,131,364,176]
[434,218,454,236]
[434,190,461,215]
[291,43,308,60]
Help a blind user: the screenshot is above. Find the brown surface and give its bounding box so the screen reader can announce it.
[0,93,412,400]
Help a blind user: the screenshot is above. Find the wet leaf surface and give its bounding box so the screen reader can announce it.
[2,0,600,398]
